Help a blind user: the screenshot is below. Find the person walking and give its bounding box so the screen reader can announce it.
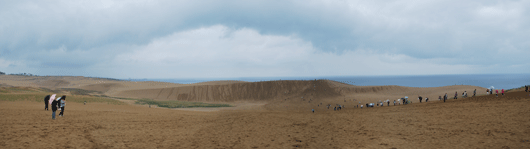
[501,89,504,96]
[526,85,528,92]
[51,97,59,120]
[44,95,50,111]
[387,100,390,106]
[454,91,458,99]
[444,93,448,102]
[393,100,396,106]
[495,90,498,97]
[418,95,423,103]
[58,95,66,117]
[473,89,476,97]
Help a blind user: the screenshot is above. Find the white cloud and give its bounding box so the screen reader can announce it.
[113,25,479,78]
[0,58,14,68]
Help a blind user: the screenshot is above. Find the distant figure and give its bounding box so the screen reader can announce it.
[501,89,504,96]
[387,100,390,106]
[438,96,442,101]
[58,95,66,117]
[464,91,467,98]
[312,109,314,113]
[473,89,476,97]
[44,95,50,111]
[418,96,423,103]
[334,107,336,111]
[454,92,458,99]
[526,85,528,92]
[486,89,489,95]
[84,101,86,105]
[360,105,363,109]
[444,93,448,102]
[490,89,493,95]
[495,90,498,97]
[425,97,429,102]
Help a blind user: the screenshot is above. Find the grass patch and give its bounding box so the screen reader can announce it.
[135,99,231,108]
[0,93,125,105]
[506,86,525,92]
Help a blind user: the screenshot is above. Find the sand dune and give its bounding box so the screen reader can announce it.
[1,90,529,148]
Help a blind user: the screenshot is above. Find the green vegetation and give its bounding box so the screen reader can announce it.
[506,86,525,92]
[135,99,231,108]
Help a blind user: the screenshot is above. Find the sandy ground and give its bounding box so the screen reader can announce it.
[2,91,530,149]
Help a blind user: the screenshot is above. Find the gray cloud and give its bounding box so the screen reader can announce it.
[1,0,529,78]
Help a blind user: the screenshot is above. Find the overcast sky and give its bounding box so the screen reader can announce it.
[1,0,529,79]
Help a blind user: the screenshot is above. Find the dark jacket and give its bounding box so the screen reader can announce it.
[44,95,50,104]
[51,99,59,111]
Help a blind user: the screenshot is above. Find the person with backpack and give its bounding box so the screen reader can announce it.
[44,95,50,111]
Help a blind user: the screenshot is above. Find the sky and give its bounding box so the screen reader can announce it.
[0,0,529,79]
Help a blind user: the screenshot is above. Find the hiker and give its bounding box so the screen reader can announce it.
[501,89,504,96]
[438,96,442,101]
[387,100,390,106]
[51,96,59,120]
[486,89,489,95]
[44,95,50,111]
[495,90,498,97]
[393,100,396,106]
[418,96,423,103]
[473,89,476,97]
[464,91,467,98]
[425,97,429,102]
[454,91,458,99]
[58,95,66,117]
[402,98,406,105]
[360,105,363,109]
[526,85,528,92]
[444,93,448,102]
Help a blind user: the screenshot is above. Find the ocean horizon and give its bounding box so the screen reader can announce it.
[128,74,529,90]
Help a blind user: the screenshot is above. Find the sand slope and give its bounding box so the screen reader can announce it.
[1,91,529,148]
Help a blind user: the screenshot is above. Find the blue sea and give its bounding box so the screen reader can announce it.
[131,74,529,90]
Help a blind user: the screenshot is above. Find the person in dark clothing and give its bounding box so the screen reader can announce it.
[526,85,528,92]
[418,96,423,103]
[51,98,59,120]
[44,95,50,111]
[454,92,458,99]
[59,95,66,117]
[473,89,476,97]
[387,100,390,106]
[443,93,447,102]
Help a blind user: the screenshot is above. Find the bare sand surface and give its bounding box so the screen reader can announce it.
[1,75,529,148]
[1,91,530,148]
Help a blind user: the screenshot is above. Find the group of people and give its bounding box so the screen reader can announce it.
[485,88,505,97]
[44,94,66,120]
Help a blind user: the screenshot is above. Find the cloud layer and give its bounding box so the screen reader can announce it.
[1,0,529,78]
